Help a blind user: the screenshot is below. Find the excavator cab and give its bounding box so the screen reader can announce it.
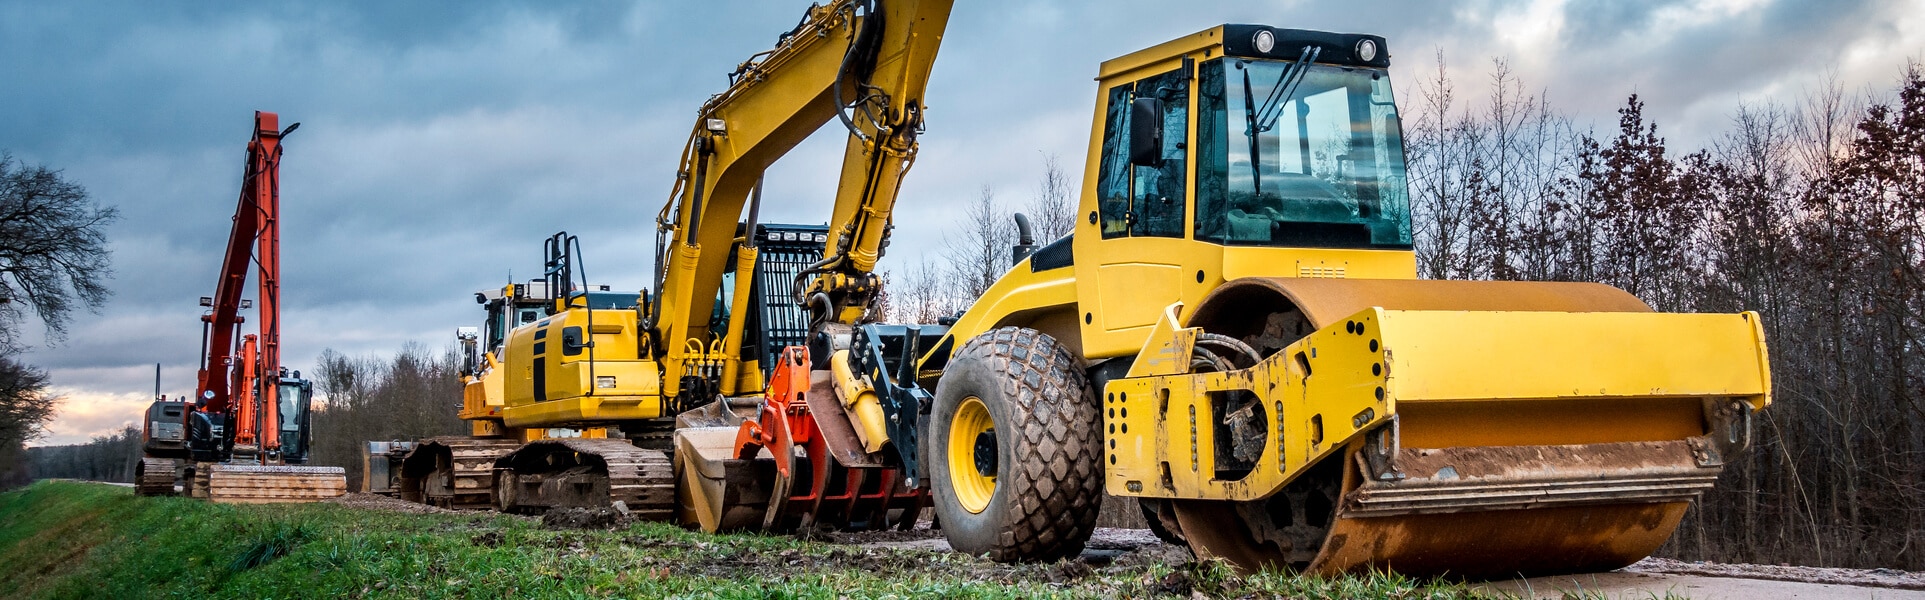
[727,223,831,380]
[275,375,314,463]
[140,399,190,457]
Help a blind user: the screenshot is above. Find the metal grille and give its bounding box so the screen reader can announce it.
[753,225,829,373]
[1298,265,1347,279]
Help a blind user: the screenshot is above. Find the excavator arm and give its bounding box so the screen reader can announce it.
[194,111,295,459]
[648,0,952,395]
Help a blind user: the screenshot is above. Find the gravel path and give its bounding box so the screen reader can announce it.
[1626,557,1925,591]
[1482,570,1925,600]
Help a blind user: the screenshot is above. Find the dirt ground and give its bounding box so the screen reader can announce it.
[322,492,463,515]
[324,495,1925,598]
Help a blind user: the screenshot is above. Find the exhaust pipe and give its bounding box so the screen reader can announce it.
[1010,213,1036,265]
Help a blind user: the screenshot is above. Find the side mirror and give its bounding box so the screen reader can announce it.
[1130,97,1165,167]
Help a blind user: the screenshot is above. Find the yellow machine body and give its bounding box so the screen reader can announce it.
[500,299,663,428]
[921,25,1775,577]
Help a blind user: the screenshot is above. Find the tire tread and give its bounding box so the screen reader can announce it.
[960,327,1103,561]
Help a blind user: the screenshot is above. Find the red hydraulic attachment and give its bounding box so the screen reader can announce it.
[732,346,925,531]
[195,111,295,462]
[232,335,260,452]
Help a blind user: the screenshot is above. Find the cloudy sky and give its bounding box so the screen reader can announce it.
[5,0,1918,445]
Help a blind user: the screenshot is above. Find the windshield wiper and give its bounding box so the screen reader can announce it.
[1240,46,1319,199]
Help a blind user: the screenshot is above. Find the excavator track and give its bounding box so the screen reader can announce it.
[135,457,178,496]
[401,437,522,509]
[494,438,677,520]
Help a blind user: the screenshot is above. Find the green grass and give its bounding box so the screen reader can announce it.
[0,481,1520,599]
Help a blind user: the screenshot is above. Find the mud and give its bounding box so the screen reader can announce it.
[540,506,631,530]
[322,492,459,515]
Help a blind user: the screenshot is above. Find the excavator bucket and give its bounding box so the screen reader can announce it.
[674,426,777,531]
[675,347,925,533]
[1109,278,1771,578]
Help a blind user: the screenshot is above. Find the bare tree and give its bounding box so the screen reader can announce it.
[0,153,118,350]
[0,353,59,488]
[308,344,466,489]
[944,186,1013,299]
[885,258,967,324]
[1027,153,1077,242]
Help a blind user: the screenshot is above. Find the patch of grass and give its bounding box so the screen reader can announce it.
[0,481,1519,599]
[231,520,314,571]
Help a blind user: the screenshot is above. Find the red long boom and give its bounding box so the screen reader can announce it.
[195,111,288,456]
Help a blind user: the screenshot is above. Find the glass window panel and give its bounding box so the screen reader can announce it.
[1194,58,1412,249]
[1131,69,1188,238]
[1096,83,1133,239]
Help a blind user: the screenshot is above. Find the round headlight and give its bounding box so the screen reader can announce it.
[1253,30,1276,54]
[1356,39,1378,62]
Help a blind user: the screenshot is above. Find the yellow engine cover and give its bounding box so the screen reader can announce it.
[500,306,663,428]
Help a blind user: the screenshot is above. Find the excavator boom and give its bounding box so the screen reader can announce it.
[650,0,952,390]
[197,112,287,421]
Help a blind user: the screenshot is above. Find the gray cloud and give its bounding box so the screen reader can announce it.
[6,0,1917,444]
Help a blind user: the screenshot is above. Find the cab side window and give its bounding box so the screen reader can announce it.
[1094,68,1190,240]
[1132,68,1189,238]
[1097,84,1133,239]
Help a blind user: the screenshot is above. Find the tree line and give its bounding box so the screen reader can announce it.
[0,153,115,489]
[15,343,467,492]
[1404,56,1925,569]
[25,426,139,483]
[306,343,468,491]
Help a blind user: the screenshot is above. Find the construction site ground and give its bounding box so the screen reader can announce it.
[4,481,1918,599]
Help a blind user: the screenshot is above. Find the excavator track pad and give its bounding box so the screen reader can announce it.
[135,457,179,496]
[492,438,677,520]
[401,437,523,509]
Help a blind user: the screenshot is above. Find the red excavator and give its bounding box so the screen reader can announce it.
[135,111,344,502]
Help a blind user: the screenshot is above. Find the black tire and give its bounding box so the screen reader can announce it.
[1140,498,1186,545]
[928,327,1102,562]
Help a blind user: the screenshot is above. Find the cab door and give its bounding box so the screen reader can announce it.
[1075,60,1197,358]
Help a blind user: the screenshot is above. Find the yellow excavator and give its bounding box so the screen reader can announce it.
[478,0,1772,579]
[390,275,596,509]
[386,224,832,508]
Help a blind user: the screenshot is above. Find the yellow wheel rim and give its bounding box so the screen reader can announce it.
[948,395,997,514]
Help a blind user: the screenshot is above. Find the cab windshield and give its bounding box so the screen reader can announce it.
[277,382,307,436]
[276,380,309,457]
[1196,58,1412,248]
